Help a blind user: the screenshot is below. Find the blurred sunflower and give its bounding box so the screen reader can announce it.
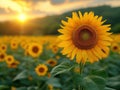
[8,60,20,68]
[51,44,59,54]
[5,55,15,64]
[47,72,51,78]
[111,43,120,52]
[28,42,42,58]
[55,55,60,60]
[20,40,29,49]
[0,44,7,52]
[58,11,112,63]
[47,59,57,67]
[48,84,53,90]
[11,86,16,90]
[10,41,19,50]
[35,64,48,76]
[28,76,33,81]
[0,52,6,62]
[24,44,30,56]
[74,67,80,73]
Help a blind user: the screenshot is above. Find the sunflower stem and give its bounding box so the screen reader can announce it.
[78,62,85,90]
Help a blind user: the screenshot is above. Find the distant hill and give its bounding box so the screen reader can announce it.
[0,5,120,35]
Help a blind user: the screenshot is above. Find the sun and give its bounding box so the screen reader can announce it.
[18,13,27,22]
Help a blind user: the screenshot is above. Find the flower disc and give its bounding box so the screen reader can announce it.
[72,25,97,49]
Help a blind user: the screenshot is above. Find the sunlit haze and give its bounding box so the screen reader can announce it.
[0,0,120,21]
[18,13,27,22]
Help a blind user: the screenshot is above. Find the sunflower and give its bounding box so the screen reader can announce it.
[11,86,16,90]
[47,59,57,67]
[48,84,53,90]
[55,55,60,60]
[0,52,6,62]
[47,72,51,78]
[35,64,48,76]
[58,11,112,63]
[111,43,120,52]
[10,40,18,50]
[74,67,80,73]
[27,42,42,58]
[8,60,20,68]
[28,76,33,81]
[51,44,59,54]
[0,44,7,52]
[5,55,15,64]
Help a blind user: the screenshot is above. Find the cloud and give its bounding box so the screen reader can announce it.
[105,0,120,7]
[34,0,92,15]
[0,7,7,14]
[0,0,120,21]
[50,0,65,5]
[0,0,24,13]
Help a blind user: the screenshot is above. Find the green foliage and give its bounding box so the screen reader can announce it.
[112,23,120,33]
[51,61,74,76]
[0,38,120,90]
[13,70,27,81]
[46,77,61,87]
[107,75,120,90]
[0,85,9,90]
[84,75,106,90]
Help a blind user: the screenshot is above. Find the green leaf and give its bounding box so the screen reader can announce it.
[73,74,84,86]
[16,87,27,90]
[104,87,116,90]
[84,77,99,90]
[27,86,38,90]
[89,75,106,90]
[51,62,74,76]
[46,77,61,87]
[13,70,27,81]
[91,68,108,78]
[0,85,9,90]
[107,75,120,90]
[84,75,106,90]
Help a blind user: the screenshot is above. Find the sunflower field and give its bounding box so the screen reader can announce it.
[0,11,120,90]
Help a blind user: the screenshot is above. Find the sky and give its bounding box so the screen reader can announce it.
[0,0,120,21]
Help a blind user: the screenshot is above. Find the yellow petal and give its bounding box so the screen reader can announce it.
[58,40,72,47]
[71,47,78,60]
[76,50,82,64]
[87,50,98,63]
[58,35,71,40]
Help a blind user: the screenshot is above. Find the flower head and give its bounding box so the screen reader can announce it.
[0,52,6,62]
[5,55,15,64]
[58,11,112,63]
[8,60,20,68]
[10,40,19,50]
[111,43,120,52]
[47,59,57,67]
[0,44,7,52]
[27,42,42,58]
[35,64,48,76]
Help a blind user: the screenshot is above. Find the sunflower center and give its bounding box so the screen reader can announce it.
[8,58,12,61]
[13,43,16,46]
[32,46,39,53]
[0,54,4,59]
[49,61,55,65]
[81,29,91,41]
[39,67,45,73]
[2,46,5,50]
[11,62,17,66]
[113,46,118,50]
[72,25,98,49]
